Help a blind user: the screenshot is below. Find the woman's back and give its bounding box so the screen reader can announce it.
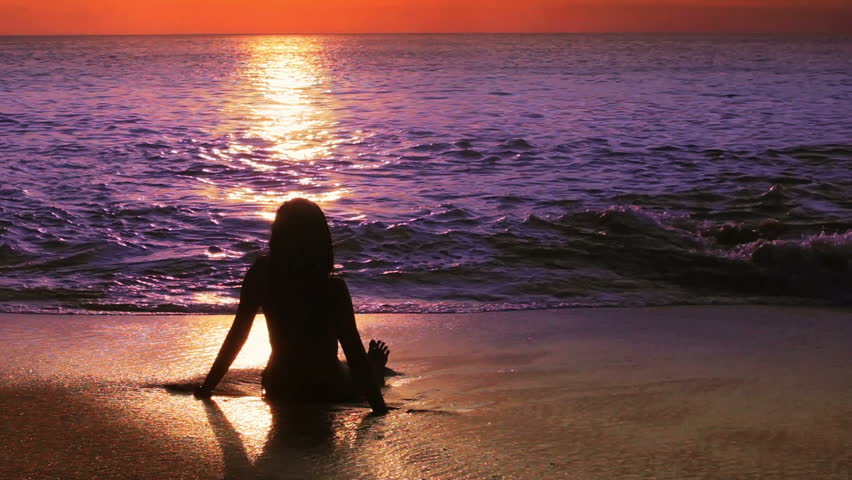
[249,256,349,400]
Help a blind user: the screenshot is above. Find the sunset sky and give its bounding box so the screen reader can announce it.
[1,0,851,35]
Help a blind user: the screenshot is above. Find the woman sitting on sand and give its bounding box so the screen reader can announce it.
[195,198,390,415]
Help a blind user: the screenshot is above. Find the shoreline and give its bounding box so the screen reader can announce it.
[1,300,849,317]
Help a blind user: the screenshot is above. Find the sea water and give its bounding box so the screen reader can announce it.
[1,34,850,313]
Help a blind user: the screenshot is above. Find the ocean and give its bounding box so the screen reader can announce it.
[1,34,850,313]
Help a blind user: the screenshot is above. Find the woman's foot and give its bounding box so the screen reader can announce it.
[368,339,390,383]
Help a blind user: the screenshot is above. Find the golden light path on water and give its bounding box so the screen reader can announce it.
[191,37,355,308]
[185,39,347,441]
[243,38,335,162]
[180,39,426,464]
[199,37,351,224]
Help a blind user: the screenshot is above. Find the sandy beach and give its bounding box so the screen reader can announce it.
[1,306,850,479]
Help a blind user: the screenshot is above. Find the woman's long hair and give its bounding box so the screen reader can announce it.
[268,198,335,282]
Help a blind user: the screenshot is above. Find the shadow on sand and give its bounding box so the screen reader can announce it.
[201,398,383,480]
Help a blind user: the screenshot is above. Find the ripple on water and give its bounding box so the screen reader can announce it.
[1,35,851,312]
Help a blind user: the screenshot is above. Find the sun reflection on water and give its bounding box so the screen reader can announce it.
[241,38,336,163]
[201,37,350,221]
[191,291,239,305]
[225,186,349,222]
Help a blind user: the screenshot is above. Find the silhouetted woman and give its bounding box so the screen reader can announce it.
[196,198,389,414]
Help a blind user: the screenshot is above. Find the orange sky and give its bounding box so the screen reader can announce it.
[1,0,850,35]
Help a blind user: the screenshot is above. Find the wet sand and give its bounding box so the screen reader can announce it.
[1,306,850,479]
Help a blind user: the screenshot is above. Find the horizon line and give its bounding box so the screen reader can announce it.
[2,31,850,37]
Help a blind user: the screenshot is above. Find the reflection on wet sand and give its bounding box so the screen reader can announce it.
[203,399,381,479]
[2,309,850,479]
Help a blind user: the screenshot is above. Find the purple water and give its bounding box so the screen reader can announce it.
[1,34,851,313]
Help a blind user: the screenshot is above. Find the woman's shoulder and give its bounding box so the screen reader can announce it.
[243,255,270,281]
[325,274,351,297]
[249,254,271,269]
[326,273,347,288]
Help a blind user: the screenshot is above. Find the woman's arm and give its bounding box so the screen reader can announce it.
[333,279,389,414]
[196,262,262,398]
